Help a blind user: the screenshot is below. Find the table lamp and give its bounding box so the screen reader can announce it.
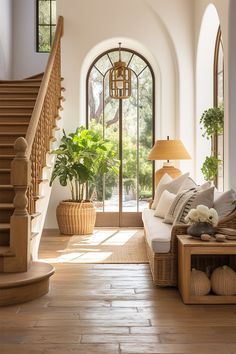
[148,136,191,187]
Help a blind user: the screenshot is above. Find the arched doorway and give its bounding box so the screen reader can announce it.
[86,47,155,226]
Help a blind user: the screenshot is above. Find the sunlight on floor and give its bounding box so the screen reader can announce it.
[39,228,147,264]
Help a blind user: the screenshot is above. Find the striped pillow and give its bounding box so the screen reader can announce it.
[163,188,197,224]
[174,186,215,225]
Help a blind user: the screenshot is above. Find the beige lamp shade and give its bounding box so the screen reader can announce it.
[148,138,191,187]
[148,139,191,161]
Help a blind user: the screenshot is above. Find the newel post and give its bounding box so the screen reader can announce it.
[7,137,31,272]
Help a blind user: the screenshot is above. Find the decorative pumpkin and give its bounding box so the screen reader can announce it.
[211,265,236,296]
[190,268,211,296]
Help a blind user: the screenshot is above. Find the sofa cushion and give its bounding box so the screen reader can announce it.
[151,172,189,210]
[154,190,176,218]
[213,189,236,219]
[142,208,172,253]
[178,178,212,193]
[174,186,215,224]
[151,173,172,210]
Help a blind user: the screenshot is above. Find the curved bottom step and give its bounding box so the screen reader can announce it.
[0,261,54,306]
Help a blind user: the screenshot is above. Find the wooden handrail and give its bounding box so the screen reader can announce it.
[25,16,64,158]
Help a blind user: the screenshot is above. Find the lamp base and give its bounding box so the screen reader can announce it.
[155,165,181,188]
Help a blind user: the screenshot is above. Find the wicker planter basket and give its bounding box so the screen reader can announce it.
[56,201,96,235]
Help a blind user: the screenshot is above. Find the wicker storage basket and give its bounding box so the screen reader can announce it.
[56,201,96,235]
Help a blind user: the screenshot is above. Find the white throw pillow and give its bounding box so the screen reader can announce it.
[154,190,176,218]
[151,172,189,210]
[151,173,172,209]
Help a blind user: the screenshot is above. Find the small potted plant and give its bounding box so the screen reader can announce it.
[50,127,119,235]
[201,155,222,181]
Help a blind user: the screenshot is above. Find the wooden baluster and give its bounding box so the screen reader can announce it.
[5,138,31,272]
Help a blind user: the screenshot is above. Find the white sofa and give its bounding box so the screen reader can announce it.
[142,190,236,286]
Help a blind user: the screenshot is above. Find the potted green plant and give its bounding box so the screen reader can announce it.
[50,127,119,235]
[200,106,224,139]
[201,156,222,182]
[200,106,224,182]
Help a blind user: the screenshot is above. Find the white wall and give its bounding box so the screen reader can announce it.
[44,0,195,228]
[228,0,236,191]
[12,0,48,79]
[195,4,219,184]
[0,0,12,79]
[194,0,230,187]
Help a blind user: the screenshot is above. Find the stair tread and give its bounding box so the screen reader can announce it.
[25,72,44,80]
[0,98,36,101]
[0,168,11,172]
[0,203,14,209]
[0,122,29,125]
[0,79,41,84]
[0,155,15,159]
[0,132,26,135]
[0,261,54,287]
[0,113,31,116]
[0,105,34,108]
[0,91,38,94]
[0,246,13,257]
[0,223,10,230]
[0,185,13,189]
[0,83,40,87]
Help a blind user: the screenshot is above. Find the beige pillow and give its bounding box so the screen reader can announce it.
[154,190,176,218]
[151,172,189,210]
[151,173,172,209]
[174,186,215,225]
[178,178,212,193]
[213,189,236,219]
[178,177,197,192]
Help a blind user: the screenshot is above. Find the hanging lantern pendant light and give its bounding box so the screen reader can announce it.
[109,43,132,99]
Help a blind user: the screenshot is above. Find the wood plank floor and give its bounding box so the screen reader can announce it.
[1,230,236,353]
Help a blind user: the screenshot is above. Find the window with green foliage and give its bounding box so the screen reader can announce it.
[36,0,56,53]
[86,48,154,225]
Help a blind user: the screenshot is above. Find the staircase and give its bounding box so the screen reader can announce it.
[0,76,42,249]
[0,16,64,306]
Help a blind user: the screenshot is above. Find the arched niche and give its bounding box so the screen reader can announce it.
[195,4,220,184]
[228,0,236,191]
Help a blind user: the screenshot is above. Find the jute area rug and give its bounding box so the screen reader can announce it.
[40,228,148,264]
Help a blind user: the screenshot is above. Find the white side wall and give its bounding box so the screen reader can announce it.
[44,0,195,228]
[12,0,48,79]
[194,0,230,186]
[228,0,236,191]
[0,0,12,79]
[195,4,219,184]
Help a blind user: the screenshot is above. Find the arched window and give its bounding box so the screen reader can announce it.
[214,27,224,190]
[86,48,155,226]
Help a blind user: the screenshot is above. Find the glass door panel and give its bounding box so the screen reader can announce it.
[87,49,154,226]
[122,75,138,212]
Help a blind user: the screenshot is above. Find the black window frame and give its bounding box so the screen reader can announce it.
[213,26,224,190]
[36,0,56,53]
